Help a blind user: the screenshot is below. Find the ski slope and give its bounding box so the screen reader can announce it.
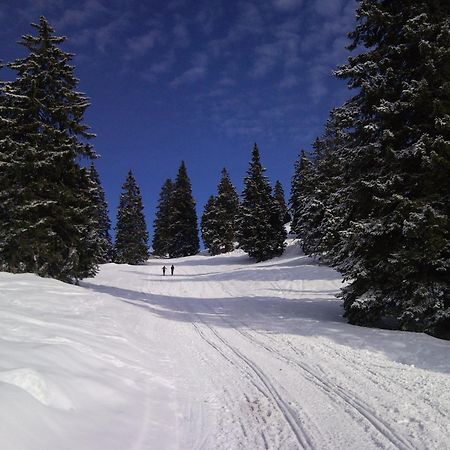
[1,243,449,449]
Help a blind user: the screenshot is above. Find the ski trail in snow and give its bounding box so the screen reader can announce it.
[68,246,450,450]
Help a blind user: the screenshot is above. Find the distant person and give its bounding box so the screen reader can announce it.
[162,265,167,276]
[171,265,174,276]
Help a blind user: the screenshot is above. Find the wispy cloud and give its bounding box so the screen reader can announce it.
[314,0,342,17]
[170,53,208,87]
[279,74,299,89]
[251,43,280,78]
[142,51,176,82]
[172,16,190,47]
[272,0,303,11]
[54,0,107,28]
[126,29,163,59]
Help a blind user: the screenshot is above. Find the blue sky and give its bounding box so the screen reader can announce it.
[0,0,356,239]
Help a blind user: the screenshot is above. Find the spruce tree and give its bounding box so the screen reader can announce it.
[274,180,290,225]
[167,161,200,257]
[152,179,174,257]
[201,169,239,255]
[328,1,450,337]
[114,171,149,264]
[201,195,221,255]
[237,144,286,261]
[215,168,240,253]
[290,150,314,239]
[88,165,113,263]
[0,17,97,282]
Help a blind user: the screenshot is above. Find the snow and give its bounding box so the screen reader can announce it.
[1,241,449,449]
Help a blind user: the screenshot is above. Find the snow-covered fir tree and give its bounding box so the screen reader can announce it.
[215,168,240,253]
[0,17,97,282]
[114,171,149,264]
[273,180,290,225]
[88,165,113,263]
[201,195,221,255]
[237,144,286,261]
[167,161,200,258]
[201,168,239,256]
[152,179,174,257]
[291,128,347,257]
[326,0,450,338]
[290,150,314,238]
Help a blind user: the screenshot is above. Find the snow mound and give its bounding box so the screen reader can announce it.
[0,368,73,410]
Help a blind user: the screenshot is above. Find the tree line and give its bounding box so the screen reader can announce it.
[120,144,290,264]
[1,2,448,340]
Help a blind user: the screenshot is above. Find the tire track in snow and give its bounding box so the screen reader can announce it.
[228,323,415,450]
[214,279,417,449]
[191,318,315,449]
[190,322,274,449]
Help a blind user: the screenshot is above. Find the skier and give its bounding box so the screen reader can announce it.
[171,265,174,276]
[162,266,167,276]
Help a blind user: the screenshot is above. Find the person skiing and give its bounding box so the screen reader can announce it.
[162,265,167,276]
[171,265,174,276]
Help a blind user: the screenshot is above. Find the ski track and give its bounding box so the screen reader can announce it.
[61,248,450,449]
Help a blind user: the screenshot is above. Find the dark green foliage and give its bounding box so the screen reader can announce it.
[167,161,199,258]
[237,144,286,261]
[274,180,290,225]
[290,150,314,239]
[201,195,221,255]
[152,179,174,257]
[298,1,450,338]
[88,165,113,263]
[201,168,240,255]
[114,171,149,264]
[0,17,97,282]
[216,168,240,253]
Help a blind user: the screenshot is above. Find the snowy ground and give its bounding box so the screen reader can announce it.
[1,242,450,450]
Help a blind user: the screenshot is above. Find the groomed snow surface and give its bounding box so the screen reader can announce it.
[1,241,449,450]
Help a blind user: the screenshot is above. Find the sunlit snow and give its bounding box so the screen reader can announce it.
[1,241,449,449]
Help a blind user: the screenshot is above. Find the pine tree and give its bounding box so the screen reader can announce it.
[274,180,290,224]
[167,161,199,258]
[328,1,450,337]
[152,179,174,257]
[201,195,221,255]
[237,144,286,261]
[88,165,113,263]
[114,171,149,264]
[0,17,97,282]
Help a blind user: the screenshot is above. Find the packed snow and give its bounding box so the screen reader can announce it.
[1,242,449,449]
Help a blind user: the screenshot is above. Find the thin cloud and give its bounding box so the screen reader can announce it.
[55,0,107,28]
[173,17,190,47]
[126,30,162,60]
[279,74,299,89]
[170,53,208,87]
[314,0,342,16]
[273,0,303,11]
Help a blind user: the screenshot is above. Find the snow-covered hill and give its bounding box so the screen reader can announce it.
[1,243,449,449]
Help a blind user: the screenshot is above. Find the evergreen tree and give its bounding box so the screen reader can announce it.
[215,168,240,253]
[290,150,314,238]
[0,17,97,282]
[114,171,149,264]
[152,179,174,257]
[167,161,199,258]
[237,144,286,261]
[327,1,450,337]
[273,180,290,224]
[201,168,239,255]
[88,164,113,263]
[201,195,221,255]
